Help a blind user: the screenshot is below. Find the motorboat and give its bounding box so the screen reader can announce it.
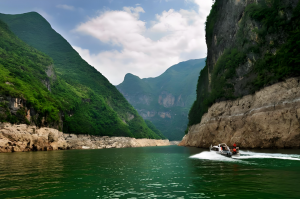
[209,143,240,157]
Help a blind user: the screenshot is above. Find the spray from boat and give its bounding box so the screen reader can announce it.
[190,150,300,161]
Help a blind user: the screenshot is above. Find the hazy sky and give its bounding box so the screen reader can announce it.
[0,0,212,85]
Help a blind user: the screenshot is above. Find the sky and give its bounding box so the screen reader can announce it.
[0,0,213,85]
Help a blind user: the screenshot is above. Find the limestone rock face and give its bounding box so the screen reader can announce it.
[158,92,175,108]
[64,135,170,150]
[179,77,300,148]
[0,123,172,153]
[0,123,68,152]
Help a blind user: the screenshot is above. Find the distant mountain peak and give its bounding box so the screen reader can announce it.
[116,58,206,140]
[124,73,141,80]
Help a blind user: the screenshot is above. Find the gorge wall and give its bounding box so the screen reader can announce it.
[0,123,171,153]
[180,77,300,148]
[183,0,300,148]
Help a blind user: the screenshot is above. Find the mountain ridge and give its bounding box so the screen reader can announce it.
[117,58,206,140]
[0,12,165,139]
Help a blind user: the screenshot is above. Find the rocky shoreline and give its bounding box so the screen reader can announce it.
[179,77,300,149]
[0,123,172,153]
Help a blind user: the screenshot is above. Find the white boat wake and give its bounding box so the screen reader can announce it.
[233,150,300,161]
[190,150,300,162]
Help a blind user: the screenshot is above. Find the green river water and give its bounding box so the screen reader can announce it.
[0,146,300,199]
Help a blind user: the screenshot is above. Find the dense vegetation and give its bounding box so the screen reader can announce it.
[117,59,206,140]
[144,120,166,139]
[0,19,60,126]
[0,13,164,139]
[247,0,300,90]
[188,0,300,128]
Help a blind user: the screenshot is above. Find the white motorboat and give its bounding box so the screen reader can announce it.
[209,143,240,158]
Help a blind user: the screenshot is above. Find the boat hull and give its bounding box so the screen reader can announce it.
[220,152,232,157]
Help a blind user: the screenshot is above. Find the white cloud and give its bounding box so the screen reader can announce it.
[74,1,213,85]
[56,4,75,11]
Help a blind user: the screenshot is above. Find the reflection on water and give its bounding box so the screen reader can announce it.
[0,146,300,198]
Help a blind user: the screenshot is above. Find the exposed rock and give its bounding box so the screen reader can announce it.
[158,92,175,108]
[42,64,56,92]
[126,113,135,121]
[0,123,68,152]
[179,77,300,148]
[169,141,181,145]
[137,110,157,118]
[45,65,56,80]
[0,95,63,130]
[5,82,13,86]
[158,112,172,119]
[0,123,171,153]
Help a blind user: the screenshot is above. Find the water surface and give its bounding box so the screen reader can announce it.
[0,146,300,198]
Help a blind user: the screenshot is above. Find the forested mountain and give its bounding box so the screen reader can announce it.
[188,0,300,127]
[0,13,165,139]
[117,59,206,140]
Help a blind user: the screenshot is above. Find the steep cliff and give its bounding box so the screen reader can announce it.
[183,0,300,148]
[117,59,206,140]
[180,77,300,148]
[0,14,164,139]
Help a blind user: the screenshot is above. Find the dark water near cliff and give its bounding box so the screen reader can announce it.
[1,146,300,199]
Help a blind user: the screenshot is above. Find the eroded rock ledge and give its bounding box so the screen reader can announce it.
[179,77,300,148]
[0,123,171,153]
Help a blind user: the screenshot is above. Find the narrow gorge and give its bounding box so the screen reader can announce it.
[117,59,206,140]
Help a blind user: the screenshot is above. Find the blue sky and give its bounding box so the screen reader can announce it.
[0,0,212,84]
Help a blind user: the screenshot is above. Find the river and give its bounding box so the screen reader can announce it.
[0,146,300,198]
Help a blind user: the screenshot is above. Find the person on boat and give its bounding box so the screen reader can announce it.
[232,148,237,154]
[232,143,238,154]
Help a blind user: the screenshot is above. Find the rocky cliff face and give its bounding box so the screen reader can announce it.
[188,0,300,126]
[184,0,300,148]
[0,123,171,153]
[0,95,63,130]
[180,77,300,148]
[42,64,56,92]
[0,123,68,152]
[206,0,299,96]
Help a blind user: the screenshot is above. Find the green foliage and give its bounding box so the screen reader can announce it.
[0,14,162,139]
[205,1,220,47]
[210,49,247,99]
[246,0,289,43]
[248,0,300,90]
[144,120,166,139]
[188,49,246,127]
[188,64,209,127]
[0,19,60,126]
